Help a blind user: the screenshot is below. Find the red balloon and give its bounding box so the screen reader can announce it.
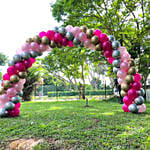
[104,50,112,58]
[134,73,142,82]
[46,30,55,40]
[7,66,18,75]
[3,73,10,80]
[15,62,26,72]
[62,37,68,46]
[123,96,132,105]
[102,41,112,51]
[54,33,63,43]
[122,104,129,112]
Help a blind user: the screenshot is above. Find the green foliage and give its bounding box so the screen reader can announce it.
[0,52,8,66]
[48,90,113,97]
[0,100,150,149]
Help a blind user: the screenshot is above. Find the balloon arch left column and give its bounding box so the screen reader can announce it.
[0,25,146,117]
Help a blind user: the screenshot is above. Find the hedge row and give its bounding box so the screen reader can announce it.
[48,90,113,97]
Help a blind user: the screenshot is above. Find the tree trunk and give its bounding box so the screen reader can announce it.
[81,64,85,99]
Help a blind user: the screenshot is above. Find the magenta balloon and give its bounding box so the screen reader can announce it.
[99,33,108,43]
[7,88,17,97]
[24,59,32,69]
[117,70,127,79]
[61,37,68,46]
[46,30,55,40]
[8,108,20,117]
[94,29,102,37]
[123,96,132,106]
[7,66,18,75]
[15,62,26,72]
[132,81,142,90]
[39,31,46,38]
[108,57,114,64]
[68,41,74,47]
[122,104,129,112]
[127,88,137,99]
[15,102,21,109]
[54,33,63,43]
[30,57,36,64]
[3,73,10,80]
[120,61,129,72]
[134,73,142,82]
[104,50,112,58]
[102,41,112,51]
[138,104,146,113]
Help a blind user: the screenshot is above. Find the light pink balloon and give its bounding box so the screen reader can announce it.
[7,88,17,97]
[138,104,146,113]
[84,39,91,48]
[121,52,130,62]
[120,61,129,72]
[118,46,127,53]
[16,48,23,55]
[78,32,87,42]
[118,78,124,85]
[40,44,48,52]
[21,43,30,51]
[89,44,96,50]
[30,42,40,51]
[72,27,81,37]
[117,70,127,79]
[66,25,73,32]
[0,94,9,102]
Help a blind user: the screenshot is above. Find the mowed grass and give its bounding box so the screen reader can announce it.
[0,99,150,150]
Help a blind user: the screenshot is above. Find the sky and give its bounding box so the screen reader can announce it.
[0,0,61,58]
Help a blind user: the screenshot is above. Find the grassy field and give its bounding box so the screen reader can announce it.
[0,98,150,150]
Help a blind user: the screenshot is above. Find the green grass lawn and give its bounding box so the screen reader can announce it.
[0,98,150,150]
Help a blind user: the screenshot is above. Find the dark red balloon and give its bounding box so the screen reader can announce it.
[54,33,63,43]
[46,30,55,41]
[62,37,68,46]
[102,41,112,51]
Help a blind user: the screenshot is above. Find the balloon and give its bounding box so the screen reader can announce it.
[11,96,21,104]
[112,50,121,58]
[134,96,144,105]
[118,78,124,85]
[128,104,138,113]
[108,57,114,64]
[5,101,15,111]
[118,47,127,53]
[73,38,80,45]
[8,108,20,117]
[39,31,46,38]
[0,94,10,102]
[108,35,115,42]
[113,67,119,74]
[66,25,73,32]
[128,88,138,99]
[7,66,18,75]
[94,29,102,37]
[112,59,120,68]
[39,44,47,52]
[46,30,55,40]
[122,104,129,112]
[15,102,21,108]
[61,37,68,46]
[99,33,108,43]
[91,36,99,45]
[21,43,30,51]
[102,41,112,51]
[24,59,33,69]
[30,42,40,51]
[13,54,22,63]
[15,62,26,72]
[58,27,66,36]
[120,62,129,72]
[54,33,63,43]
[78,32,87,42]
[84,39,91,48]
[117,70,127,79]
[121,52,130,62]
[138,104,146,113]
[134,73,142,82]
[123,96,132,105]
[132,81,142,90]
[7,88,17,97]
[3,73,10,81]
[0,108,8,117]
[104,50,112,58]
[72,27,81,37]
[112,41,120,49]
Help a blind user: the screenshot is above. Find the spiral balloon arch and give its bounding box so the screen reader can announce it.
[0,25,146,117]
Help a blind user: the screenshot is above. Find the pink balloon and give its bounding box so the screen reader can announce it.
[21,43,30,52]
[134,73,142,82]
[122,104,129,112]
[108,57,114,64]
[138,104,146,113]
[7,66,18,75]
[118,47,127,53]
[117,70,127,79]
[3,73,10,81]
[123,96,132,105]
[118,78,124,85]
[54,33,63,43]
[15,62,26,72]
[88,44,96,50]
[0,94,10,102]
[128,88,138,99]
[78,32,87,42]
[120,61,129,72]
[99,33,108,44]
[72,27,81,37]
[66,25,73,32]
[104,50,112,58]
[102,41,112,51]
[68,41,74,47]
[40,44,48,52]
[7,88,17,97]
[121,52,130,62]
[39,31,46,38]
[14,84,22,92]
[46,30,55,40]
[132,81,142,90]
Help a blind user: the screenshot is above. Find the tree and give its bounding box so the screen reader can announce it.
[51,0,150,94]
